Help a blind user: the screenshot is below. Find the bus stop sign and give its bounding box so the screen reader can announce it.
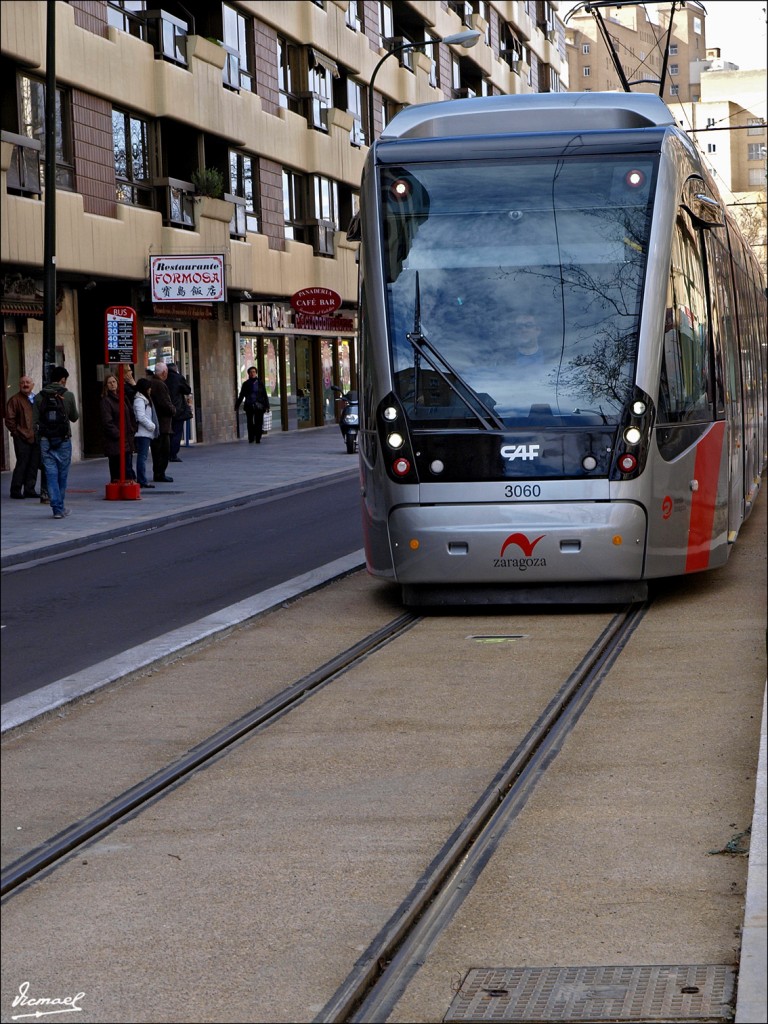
[105,306,137,364]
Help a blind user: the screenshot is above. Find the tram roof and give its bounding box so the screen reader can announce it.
[380,92,676,142]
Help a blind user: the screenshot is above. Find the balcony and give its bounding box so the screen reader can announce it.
[154,177,195,228]
[305,220,336,257]
[1,131,41,198]
[140,9,188,66]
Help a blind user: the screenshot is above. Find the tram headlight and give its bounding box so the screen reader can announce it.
[625,169,646,188]
[632,400,647,415]
[624,426,642,445]
[582,455,597,472]
[387,432,405,449]
[383,406,398,421]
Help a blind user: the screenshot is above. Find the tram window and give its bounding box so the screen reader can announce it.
[657,212,713,425]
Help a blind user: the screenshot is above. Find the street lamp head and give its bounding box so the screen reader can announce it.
[441,29,483,48]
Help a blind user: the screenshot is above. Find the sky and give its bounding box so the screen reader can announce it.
[702,1,767,70]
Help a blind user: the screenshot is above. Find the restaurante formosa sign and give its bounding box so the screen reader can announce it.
[150,255,226,302]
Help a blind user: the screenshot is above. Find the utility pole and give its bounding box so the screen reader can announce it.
[43,0,57,384]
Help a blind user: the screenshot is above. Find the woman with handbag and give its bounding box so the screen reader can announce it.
[235,366,270,444]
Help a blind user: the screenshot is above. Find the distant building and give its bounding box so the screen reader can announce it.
[677,68,767,273]
[565,2,709,102]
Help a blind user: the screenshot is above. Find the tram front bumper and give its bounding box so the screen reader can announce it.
[388,502,647,584]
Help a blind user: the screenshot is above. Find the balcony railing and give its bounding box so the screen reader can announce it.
[155,177,195,228]
[2,131,42,198]
[140,10,188,66]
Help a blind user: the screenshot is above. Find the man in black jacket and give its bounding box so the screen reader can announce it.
[148,361,177,482]
[167,362,192,462]
[235,366,269,443]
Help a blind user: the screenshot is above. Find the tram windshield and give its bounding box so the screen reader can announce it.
[381,154,657,428]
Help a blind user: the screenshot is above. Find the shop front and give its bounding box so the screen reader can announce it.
[237,301,356,434]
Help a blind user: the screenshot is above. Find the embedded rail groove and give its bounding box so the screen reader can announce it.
[319,603,650,1023]
[0,612,419,900]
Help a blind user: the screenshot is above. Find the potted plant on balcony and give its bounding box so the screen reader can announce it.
[192,167,232,223]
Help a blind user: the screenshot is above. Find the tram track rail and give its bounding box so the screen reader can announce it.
[319,601,650,1023]
[0,611,420,900]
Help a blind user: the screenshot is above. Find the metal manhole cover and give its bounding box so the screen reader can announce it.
[443,965,736,1022]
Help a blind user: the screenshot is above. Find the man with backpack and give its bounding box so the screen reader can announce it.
[33,366,79,520]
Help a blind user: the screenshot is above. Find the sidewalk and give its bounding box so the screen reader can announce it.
[1,425,358,568]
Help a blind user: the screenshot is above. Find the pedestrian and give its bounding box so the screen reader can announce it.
[99,373,137,483]
[133,377,158,489]
[33,366,79,520]
[4,374,46,500]
[235,366,269,444]
[167,361,192,463]
[148,361,177,482]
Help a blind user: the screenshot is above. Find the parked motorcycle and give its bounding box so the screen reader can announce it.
[331,386,359,454]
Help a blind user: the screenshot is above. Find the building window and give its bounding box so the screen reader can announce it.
[17,73,74,190]
[582,43,590,54]
[706,117,716,128]
[583,66,591,77]
[706,142,716,153]
[312,174,339,230]
[306,51,337,131]
[222,4,254,92]
[747,143,765,161]
[693,16,702,35]
[425,31,440,87]
[670,84,679,96]
[748,168,765,186]
[106,1,146,38]
[278,37,300,113]
[379,1,394,46]
[345,0,363,31]
[229,151,260,234]
[282,168,306,242]
[669,43,678,55]
[747,118,765,135]
[112,107,154,207]
[669,64,678,75]
[347,79,366,145]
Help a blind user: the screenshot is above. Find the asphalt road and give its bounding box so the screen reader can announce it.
[0,475,364,703]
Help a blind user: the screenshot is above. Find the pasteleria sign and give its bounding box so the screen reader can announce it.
[150,255,226,302]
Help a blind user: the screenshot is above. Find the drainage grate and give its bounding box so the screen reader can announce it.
[444,965,736,1022]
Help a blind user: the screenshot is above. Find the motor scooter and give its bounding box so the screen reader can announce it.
[331,386,359,453]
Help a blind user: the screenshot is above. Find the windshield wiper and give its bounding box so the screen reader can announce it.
[406,273,505,431]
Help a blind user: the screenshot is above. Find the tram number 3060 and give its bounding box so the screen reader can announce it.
[504,484,542,499]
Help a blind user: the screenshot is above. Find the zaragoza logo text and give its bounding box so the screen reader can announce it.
[493,533,547,570]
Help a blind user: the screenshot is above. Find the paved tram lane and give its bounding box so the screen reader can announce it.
[0,495,764,1024]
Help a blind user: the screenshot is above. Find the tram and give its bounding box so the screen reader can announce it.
[355,93,767,606]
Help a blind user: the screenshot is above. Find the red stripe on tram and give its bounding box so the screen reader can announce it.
[685,421,726,573]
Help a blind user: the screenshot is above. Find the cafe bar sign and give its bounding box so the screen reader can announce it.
[149,254,225,302]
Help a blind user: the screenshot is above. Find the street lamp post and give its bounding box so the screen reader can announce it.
[367,29,482,144]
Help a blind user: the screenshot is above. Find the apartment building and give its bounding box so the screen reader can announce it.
[678,66,767,274]
[1,0,567,469]
[565,2,708,102]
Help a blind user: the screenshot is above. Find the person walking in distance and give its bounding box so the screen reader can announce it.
[147,361,177,482]
[4,374,45,500]
[133,377,158,489]
[235,366,269,443]
[33,366,79,520]
[167,361,192,463]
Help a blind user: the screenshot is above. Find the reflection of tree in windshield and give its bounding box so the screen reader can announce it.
[551,332,635,411]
